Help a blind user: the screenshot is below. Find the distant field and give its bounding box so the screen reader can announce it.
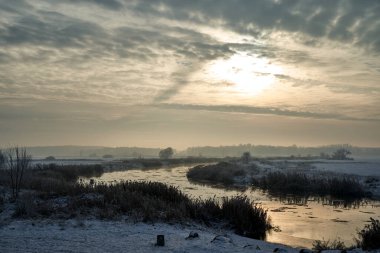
[312,159,380,177]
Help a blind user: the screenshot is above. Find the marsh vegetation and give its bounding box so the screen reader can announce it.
[253,171,369,199]
[0,149,271,240]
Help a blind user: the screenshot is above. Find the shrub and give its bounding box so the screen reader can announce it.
[0,195,4,212]
[312,238,347,251]
[187,162,246,186]
[221,196,270,239]
[356,218,380,250]
[45,156,56,161]
[3,147,32,199]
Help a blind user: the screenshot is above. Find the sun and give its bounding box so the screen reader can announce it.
[208,53,283,96]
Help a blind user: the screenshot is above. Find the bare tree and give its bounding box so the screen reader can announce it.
[5,147,31,199]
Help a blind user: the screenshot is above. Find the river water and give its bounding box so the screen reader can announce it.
[91,165,380,249]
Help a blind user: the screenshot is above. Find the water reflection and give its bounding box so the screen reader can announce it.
[270,195,370,209]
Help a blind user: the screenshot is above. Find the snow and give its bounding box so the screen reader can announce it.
[311,159,380,177]
[0,218,369,253]
[0,219,300,253]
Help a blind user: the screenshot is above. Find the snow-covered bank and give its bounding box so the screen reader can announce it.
[0,219,298,253]
[0,218,367,253]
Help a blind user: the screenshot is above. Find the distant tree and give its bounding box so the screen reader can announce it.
[241,152,251,164]
[5,147,32,199]
[319,152,330,159]
[0,150,5,169]
[132,151,142,159]
[159,147,174,159]
[45,156,56,161]
[331,148,352,160]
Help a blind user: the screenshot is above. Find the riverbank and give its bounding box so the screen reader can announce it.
[186,160,380,200]
[0,218,293,253]
[0,217,367,253]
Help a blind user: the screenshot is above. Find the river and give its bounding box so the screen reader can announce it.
[90,164,380,249]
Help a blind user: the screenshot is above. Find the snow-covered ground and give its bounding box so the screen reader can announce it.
[0,218,367,253]
[312,159,380,177]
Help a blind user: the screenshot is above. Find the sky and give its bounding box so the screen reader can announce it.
[0,0,379,149]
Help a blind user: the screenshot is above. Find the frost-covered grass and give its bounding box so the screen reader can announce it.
[0,163,272,240]
[8,180,272,240]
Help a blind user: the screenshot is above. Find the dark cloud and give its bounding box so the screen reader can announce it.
[0,11,108,48]
[156,103,380,122]
[52,0,123,10]
[0,9,234,62]
[129,0,380,52]
[0,0,33,14]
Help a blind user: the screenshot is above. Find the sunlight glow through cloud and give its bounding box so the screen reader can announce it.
[0,0,379,147]
[208,53,283,96]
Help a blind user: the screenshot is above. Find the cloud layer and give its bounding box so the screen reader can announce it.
[0,0,379,147]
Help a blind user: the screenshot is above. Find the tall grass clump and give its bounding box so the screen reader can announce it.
[253,171,368,199]
[33,164,104,182]
[221,196,270,239]
[356,218,380,250]
[312,238,347,251]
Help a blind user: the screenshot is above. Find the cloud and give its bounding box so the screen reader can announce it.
[0,9,238,102]
[129,0,380,53]
[0,0,378,121]
[0,0,33,14]
[0,11,108,48]
[51,0,123,10]
[155,103,380,122]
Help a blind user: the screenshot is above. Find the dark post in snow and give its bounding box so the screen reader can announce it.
[156,235,165,246]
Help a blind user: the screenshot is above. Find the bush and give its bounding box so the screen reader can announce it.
[3,147,32,199]
[221,196,270,239]
[312,238,347,251]
[187,162,246,186]
[356,218,380,250]
[0,195,4,212]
